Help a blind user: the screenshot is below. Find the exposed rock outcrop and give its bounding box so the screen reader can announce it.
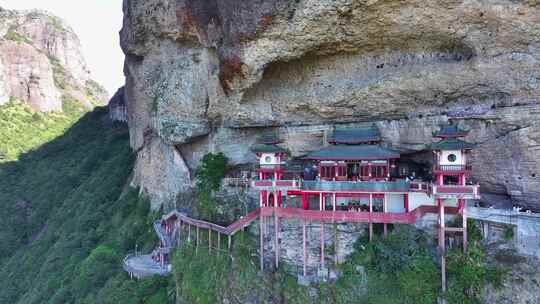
[121,0,540,210]
[0,7,108,111]
[108,86,128,123]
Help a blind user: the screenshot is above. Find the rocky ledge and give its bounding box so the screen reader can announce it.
[120,0,540,210]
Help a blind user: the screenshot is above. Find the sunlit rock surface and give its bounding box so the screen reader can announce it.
[121,0,540,210]
[0,7,107,111]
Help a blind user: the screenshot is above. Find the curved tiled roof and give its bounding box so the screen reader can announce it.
[433,123,470,138]
[250,143,288,154]
[328,126,381,144]
[305,144,400,160]
[430,138,476,150]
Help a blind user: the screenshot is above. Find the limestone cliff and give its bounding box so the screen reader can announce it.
[120,0,540,210]
[0,7,108,112]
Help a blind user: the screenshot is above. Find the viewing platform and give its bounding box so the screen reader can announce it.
[300,180,410,193]
[433,164,472,174]
[251,179,301,191]
[431,184,480,199]
[252,179,432,194]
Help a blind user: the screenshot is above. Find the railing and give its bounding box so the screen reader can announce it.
[410,181,429,192]
[123,252,171,279]
[432,184,480,198]
[223,177,250,187]
[433,164,472,172]
[251,179,301,189]
[257,164,286,172]
[301,180,410,192]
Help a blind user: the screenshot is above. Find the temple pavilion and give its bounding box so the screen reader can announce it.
[251,123,480,220]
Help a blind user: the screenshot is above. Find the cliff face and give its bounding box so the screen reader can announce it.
[0,7,107,112]
[121,0,540,210]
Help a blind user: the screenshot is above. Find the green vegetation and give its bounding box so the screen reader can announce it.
[49,56,70,90]
[4,30,32,44]
[0,100,83,161]
[0,102,507,303]
[172,224,506,304]
[194,152,228,221]
[48,16,67,33]
[173,232,310,304]
[504,225,514,241]
[0,108,170,303]
[85,79,109,105]
[446,245,506,304]
[320,226,440,304]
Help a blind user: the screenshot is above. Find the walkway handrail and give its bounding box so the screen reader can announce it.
[163,205,458,238]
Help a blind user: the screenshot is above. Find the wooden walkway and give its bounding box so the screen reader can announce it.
[124,205,458,278]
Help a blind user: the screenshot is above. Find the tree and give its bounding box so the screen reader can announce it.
[194,153,228,221]
[195,152,228,192]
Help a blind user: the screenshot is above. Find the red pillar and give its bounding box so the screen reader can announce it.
[404,193,409,212]
[301,193,309,210]
[262,190,268,207]
[277,191,283,207]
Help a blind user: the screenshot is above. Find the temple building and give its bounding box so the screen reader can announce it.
[251,123,480,239]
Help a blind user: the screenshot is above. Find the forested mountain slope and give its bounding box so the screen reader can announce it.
[0,108,170,303]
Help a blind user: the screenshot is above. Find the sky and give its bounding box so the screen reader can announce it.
[0,0,125,95]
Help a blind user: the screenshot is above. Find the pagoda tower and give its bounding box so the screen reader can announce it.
[251,133,288,207]
[431,122,477,291]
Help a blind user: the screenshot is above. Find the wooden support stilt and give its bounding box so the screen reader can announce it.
[188,224,191,242]
[369,194,373,242]
[196,226,200,254]
[228,235,232,252]
[274,212,279,268]
[303,221,307,276]
[383,194,388,238]
[438,198,447,292]
[321,223,325,270]
[260,215,264,271]
[218,232,221,251]
[208,229,212,253]
[334,223,338,266]
[178,221,181,247]
[264,213,268,236]
[463,207,468,252]
[441,255,447,293]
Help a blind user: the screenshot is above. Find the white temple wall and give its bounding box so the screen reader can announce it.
[439,150,464,165]
[259,153,281,165]
[409,192,436,210]
[387,194,406,213]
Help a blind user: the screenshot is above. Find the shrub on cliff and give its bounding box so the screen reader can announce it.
[194,152,228,221]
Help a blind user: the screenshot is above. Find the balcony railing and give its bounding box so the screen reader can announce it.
[410,181,429,192]
[301,180,410,192]
[431,184,480,199]
[251,180,301,189]
[433,164,472,172]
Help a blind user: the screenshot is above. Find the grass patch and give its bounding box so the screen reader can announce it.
[0,100,84,162]
[4,30,32,44]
